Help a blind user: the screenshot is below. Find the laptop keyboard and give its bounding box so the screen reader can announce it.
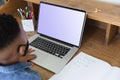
[30,37,70,58]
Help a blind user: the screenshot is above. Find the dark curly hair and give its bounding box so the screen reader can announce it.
[0,14,20,49]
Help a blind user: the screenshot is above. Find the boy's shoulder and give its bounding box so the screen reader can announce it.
[0,62,41,80]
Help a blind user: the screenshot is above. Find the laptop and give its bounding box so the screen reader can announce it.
[29,2,86,73]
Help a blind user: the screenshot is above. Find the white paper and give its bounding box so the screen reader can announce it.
[105,67,120,80]
[49,52,120,80]
[22,19,34,32]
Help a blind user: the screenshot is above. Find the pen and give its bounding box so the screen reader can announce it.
[26,11,29,19]
[17,7,33,19]
[20,8,25,15]
[17,9,25,19]
[28,11,33,19]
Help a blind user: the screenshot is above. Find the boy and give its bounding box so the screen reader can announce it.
[0,14,41,80]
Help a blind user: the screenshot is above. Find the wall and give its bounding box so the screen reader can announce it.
[97,0,120,5]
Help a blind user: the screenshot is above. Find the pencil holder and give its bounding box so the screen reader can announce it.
[21,19,34,32]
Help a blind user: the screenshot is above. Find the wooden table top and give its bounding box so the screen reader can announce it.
[25,0,120,26]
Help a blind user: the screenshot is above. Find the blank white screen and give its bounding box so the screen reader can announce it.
[38,3,86,46]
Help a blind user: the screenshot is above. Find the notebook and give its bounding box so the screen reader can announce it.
[28,2,86,73]
[49,52,120,80]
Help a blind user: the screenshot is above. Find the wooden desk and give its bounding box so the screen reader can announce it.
[0,0,27,15]
[26,28,120,80]
[25,0,120,45]
[24,0,40,4]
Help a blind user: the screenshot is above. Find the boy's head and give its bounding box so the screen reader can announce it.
[0,14,28,66]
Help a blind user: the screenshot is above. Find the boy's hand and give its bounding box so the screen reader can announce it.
[19,48,36,62]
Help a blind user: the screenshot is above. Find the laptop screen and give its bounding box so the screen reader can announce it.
[38,2,86,47]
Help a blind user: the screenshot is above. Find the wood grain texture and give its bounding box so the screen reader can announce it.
[28,19,120,80]
[106,24,118,45]
[24,0,40,4]
[0,0,27,15]
[25,0,120,26]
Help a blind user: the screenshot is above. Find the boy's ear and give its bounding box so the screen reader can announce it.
[19,46,25,56]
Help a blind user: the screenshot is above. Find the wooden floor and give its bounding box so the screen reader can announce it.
[30,19,120,80]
